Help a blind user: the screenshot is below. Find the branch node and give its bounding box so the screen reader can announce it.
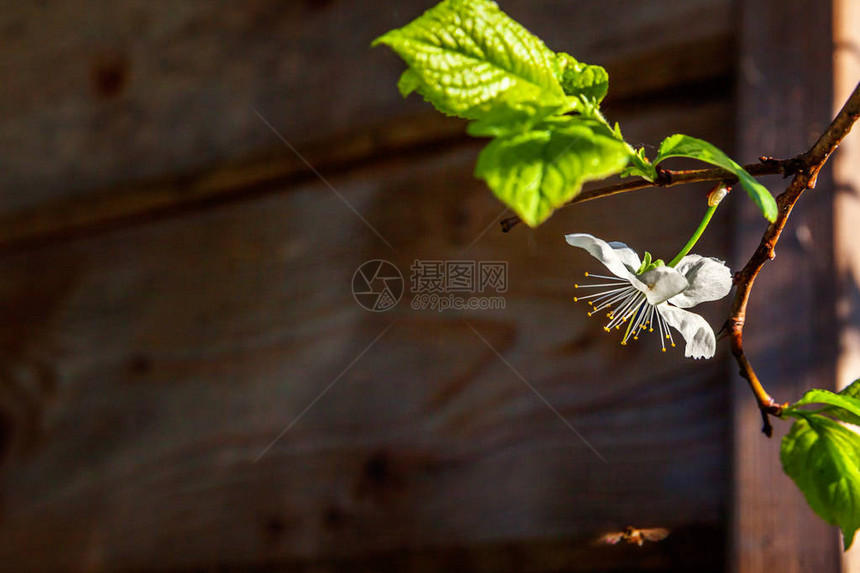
[728,79,860,441]
[760,409,774,437]
[500,216,520,233]
[655,167,672,186]
[759,156,787,177]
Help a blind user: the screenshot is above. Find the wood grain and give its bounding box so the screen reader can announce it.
[731,1,841,572]
[834,1,860,570]
[0,1,748,570]
[0,0,732,215]
[0,96,734,571]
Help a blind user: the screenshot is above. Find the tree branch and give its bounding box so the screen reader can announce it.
[501,81,860,437]
[500,158,802,232]
[728,80,860,436]
[500,78,859,233]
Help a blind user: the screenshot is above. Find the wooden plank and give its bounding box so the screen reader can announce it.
[731,1,840,572]
[0,0,732,216]
[834,1,860,571]
[0,99,733,571]
[0,75,736,253]
[0,82,736,253]
[0,112,469,252]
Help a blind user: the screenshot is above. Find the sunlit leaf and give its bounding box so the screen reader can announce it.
[781,413,860,549]
[373,0,566,120]
[475,117,628,226]
[655,134,777,222]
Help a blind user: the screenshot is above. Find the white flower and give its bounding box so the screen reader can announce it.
[566,233,732,359]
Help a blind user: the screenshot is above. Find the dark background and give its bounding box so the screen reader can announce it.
[0,1,855,571]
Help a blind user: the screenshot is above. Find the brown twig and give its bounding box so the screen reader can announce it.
[727,80,860,436]
[500,158,801,232]
[503,81,860,437]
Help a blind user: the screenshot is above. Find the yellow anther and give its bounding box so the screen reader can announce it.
[665,335,670,339]
[671,343,676,347]
[574,297,578,302]
[662,348,666,353]
[633,336,638,340]
[649,328,654,333]
[584,272,589,277]
[621,341,627,346]
[604,327,610,332]
[574,284,579,288]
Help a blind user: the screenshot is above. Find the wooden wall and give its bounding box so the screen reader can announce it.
[0,0,846,571]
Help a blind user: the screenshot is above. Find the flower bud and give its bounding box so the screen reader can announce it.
[707,184,729,207]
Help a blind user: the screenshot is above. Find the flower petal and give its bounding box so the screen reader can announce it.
[607,241,642,272]
[658,304,716,359]
[565,233,640,279]
[668,255,733,308]
[631,266,689,305]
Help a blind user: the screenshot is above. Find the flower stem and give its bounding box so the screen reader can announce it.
[668,205,717,267]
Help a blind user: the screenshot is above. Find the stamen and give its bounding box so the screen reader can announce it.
[605,291,642,330]
[621,294,649,344]
[574,271,681,354]
[582,272,628,281]
[646,306,656,333]
[591,287,637,312]
[574,286,629,302]
[654,307,667,353]
[592,289,637,313]
[574,282,631,288]
[573,283,631,309]
[654,307,678,351]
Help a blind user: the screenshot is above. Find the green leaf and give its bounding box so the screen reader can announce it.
[554,52,609,105]
[835,380,860,425]
[397,69,421,98]
[780,413,860,549]
[475,116,629,227]
[621,145,657,181]
[792,389,860,419]
[654,134,778,222]
[373,0,566,120]
[840,378,860,400]
[466,100,574,138]
[786,388,860,427]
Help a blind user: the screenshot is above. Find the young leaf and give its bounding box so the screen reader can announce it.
[825,380,860,426]
[840,378,860,400]
[791,389,860,420]
[780,413,860,549]
[475,117,629,227]
[554,52,609,105]
[621,145,657,182]
[784,388,860,427]
[396,69,421,98]
[466,100,575,138]
[654,134,778,222]
[372,0,566,120]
